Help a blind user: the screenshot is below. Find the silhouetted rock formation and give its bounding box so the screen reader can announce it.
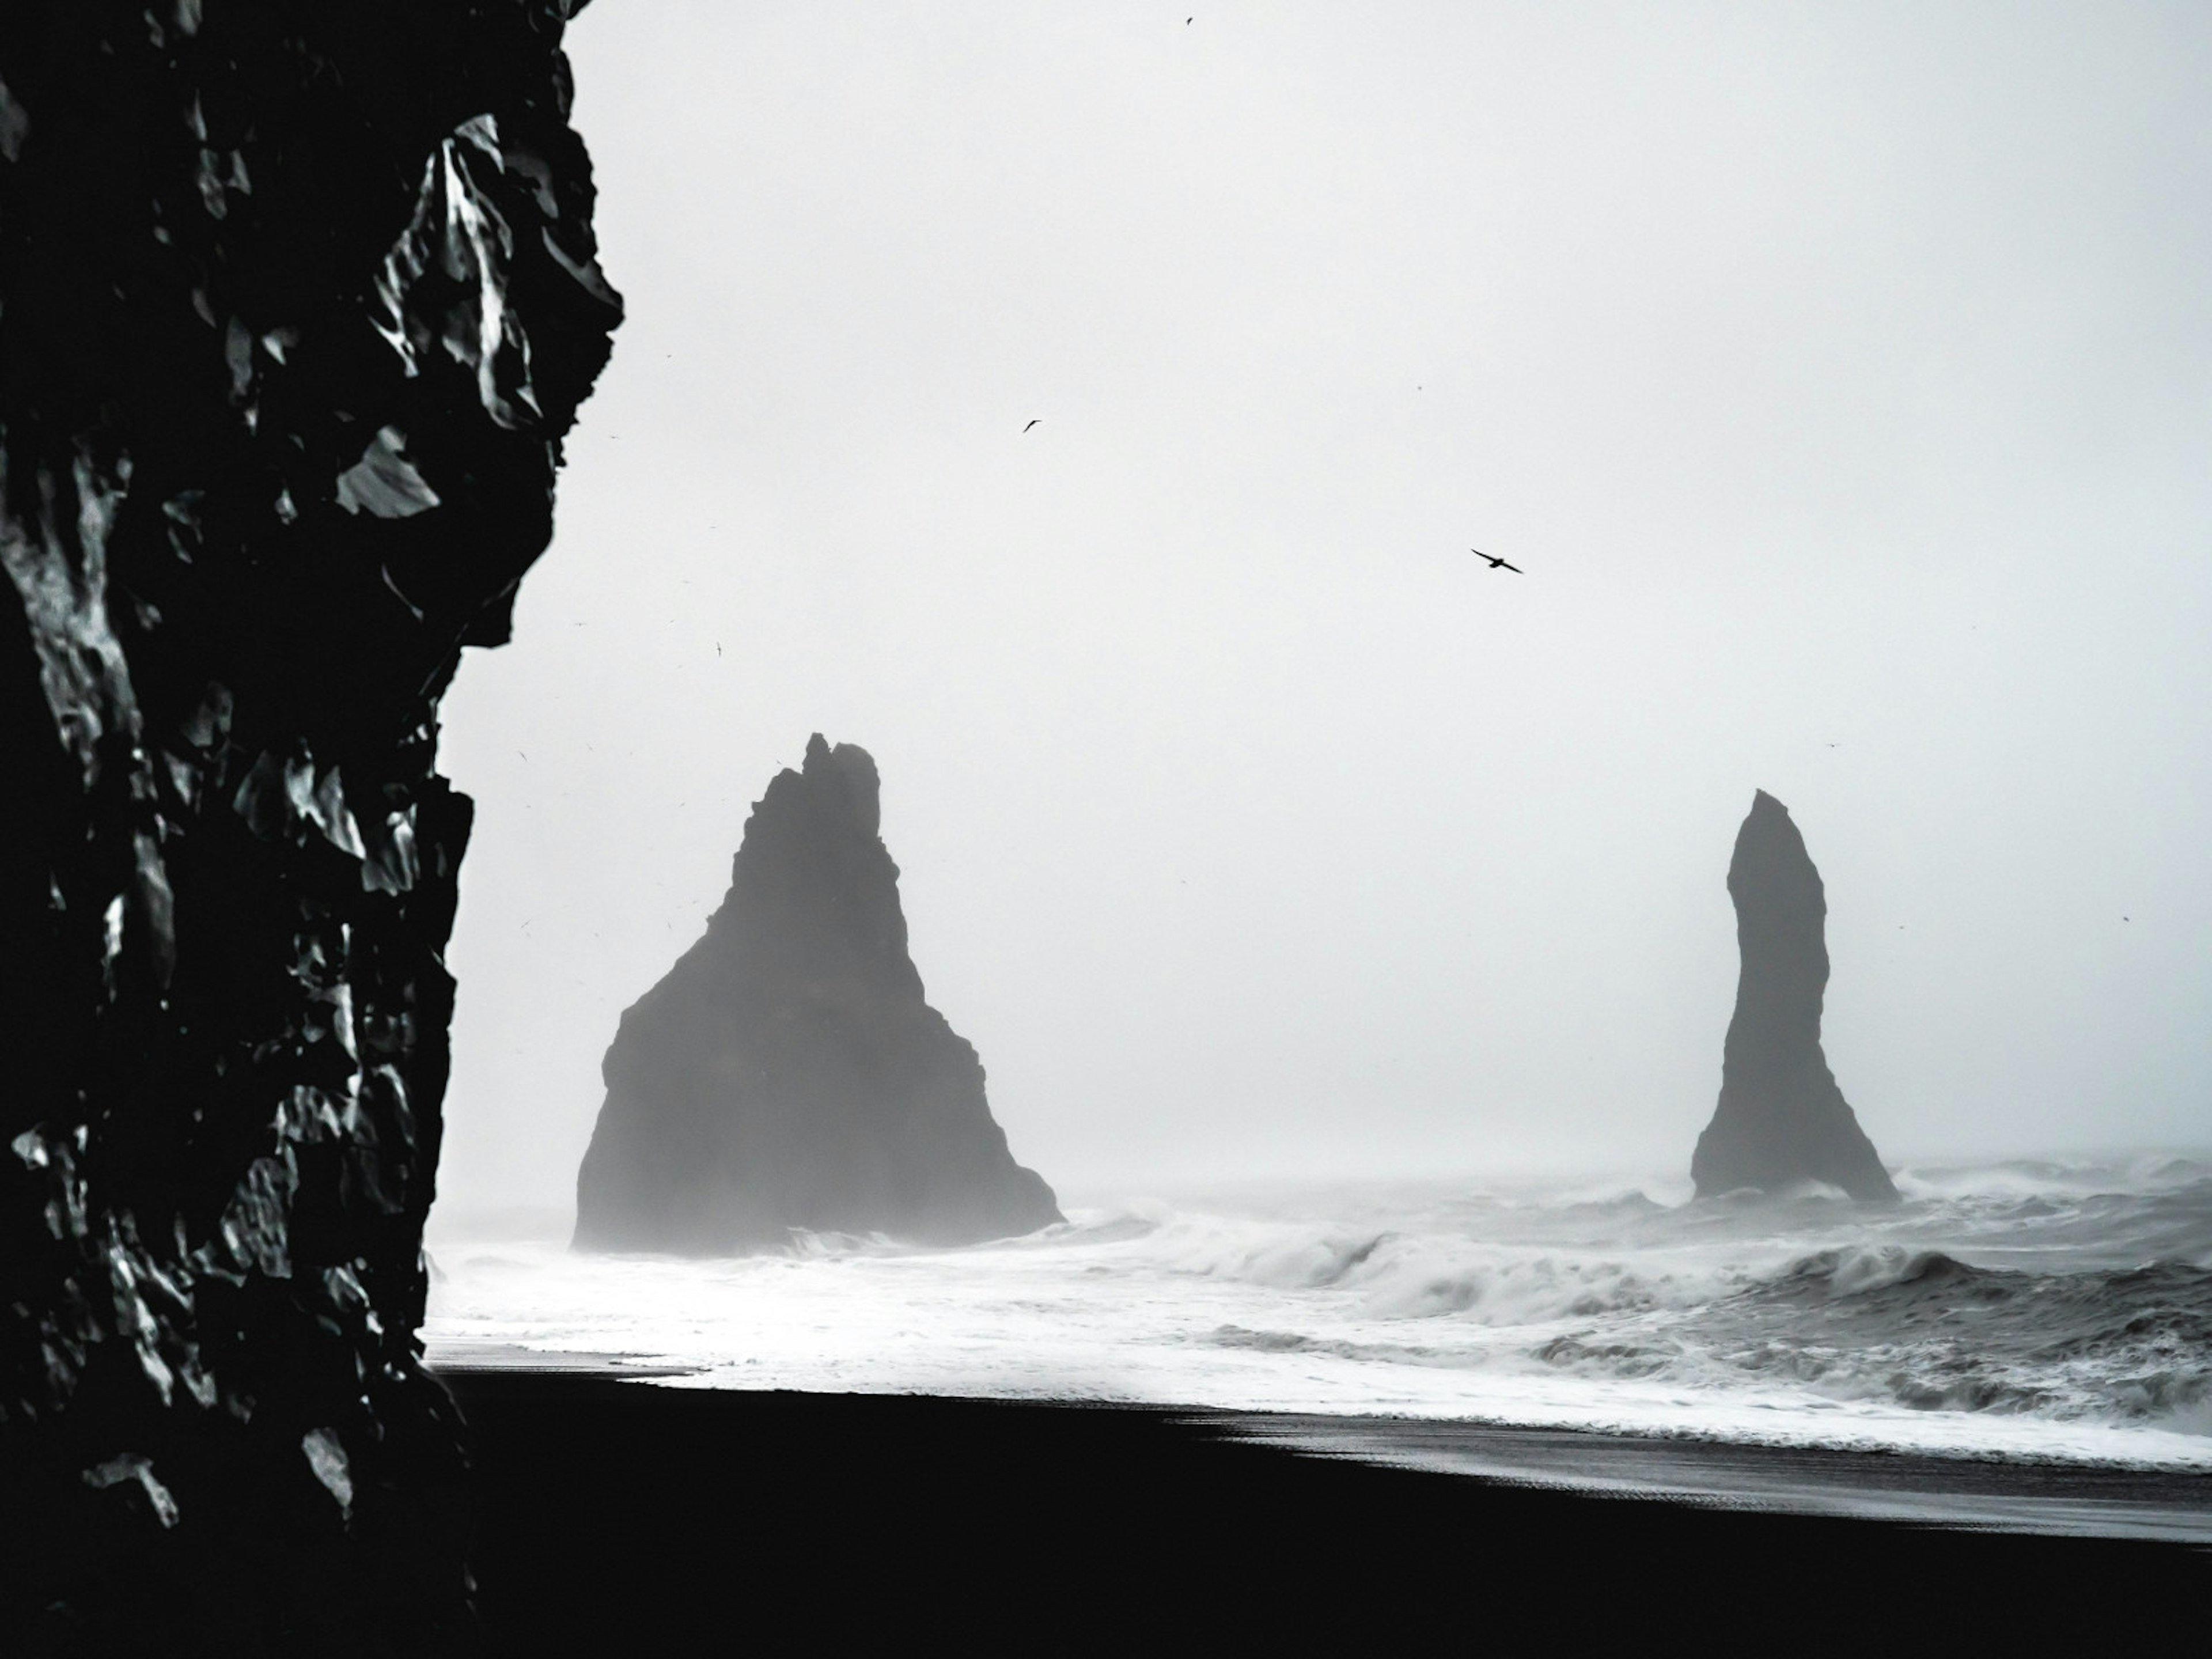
[1692,791,1896,1201]
[0,2,618,1639]
[576,736,1062,1252]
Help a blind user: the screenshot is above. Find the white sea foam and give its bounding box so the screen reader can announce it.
[424,1155,2212,1468]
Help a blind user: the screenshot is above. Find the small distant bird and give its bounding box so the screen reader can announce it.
[1022,418,1042,433]
[1471,548,1523,573]
[716,642,722,656]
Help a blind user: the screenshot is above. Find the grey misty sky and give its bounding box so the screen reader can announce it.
[434,2,2212,1217]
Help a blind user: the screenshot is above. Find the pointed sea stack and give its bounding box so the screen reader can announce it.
[1691,791,1897,1200]
[575,736,1062,1251]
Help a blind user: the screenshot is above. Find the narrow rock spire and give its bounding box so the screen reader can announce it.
[1692,791,1896,1200]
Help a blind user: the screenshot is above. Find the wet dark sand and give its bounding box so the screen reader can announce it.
[442,1370,2210,1650]
[1240,1414,2212,1541]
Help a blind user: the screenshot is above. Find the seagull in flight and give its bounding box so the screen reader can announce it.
[1471,548,1522,573]
[1022,418,1042,433]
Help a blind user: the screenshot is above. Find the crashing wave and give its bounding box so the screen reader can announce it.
[425,1153,2212,1463]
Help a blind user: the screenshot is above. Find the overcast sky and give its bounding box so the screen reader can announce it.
[434,1,2211,1218]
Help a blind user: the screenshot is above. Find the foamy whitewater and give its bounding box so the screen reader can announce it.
[425,1154,2212,1468]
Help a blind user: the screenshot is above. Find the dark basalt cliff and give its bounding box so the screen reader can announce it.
[1692,791,1896,1201]
[576,736,1062,1252]
[0,1,618,1638]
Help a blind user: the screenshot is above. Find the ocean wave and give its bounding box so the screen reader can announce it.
[1516,1247,2212,1433]
[1119,1211,1715,1324]
[1140,1216,1399,1289]
[1752,1245,1986,1300]
[1124,1191,2212,1437]
[426,1153,2212,1463]
[1894,1155,2212,1201]
[1208,1324,1367,1361]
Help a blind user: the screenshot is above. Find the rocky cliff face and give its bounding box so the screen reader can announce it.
[576,736,1062,1252]
[0,2,618,1638]
[1692,791,1896,1201]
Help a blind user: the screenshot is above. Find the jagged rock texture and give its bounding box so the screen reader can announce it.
[1692,791,1896,1201]
[0,2,619,1638]
[576,736,1062,1252]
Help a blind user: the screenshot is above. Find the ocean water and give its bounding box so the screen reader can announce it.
[423,1154,2212,1469]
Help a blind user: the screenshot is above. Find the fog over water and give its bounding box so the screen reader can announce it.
[434,3,2212,1219]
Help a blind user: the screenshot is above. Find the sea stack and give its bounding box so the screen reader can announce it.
[575,736,1062,1251]
[1691,791,1897,1200]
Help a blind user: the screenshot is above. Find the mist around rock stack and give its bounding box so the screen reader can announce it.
[1692,791,1898,1201]
[575,735,1062,1252]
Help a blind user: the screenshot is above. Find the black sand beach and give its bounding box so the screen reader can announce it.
[444,1370,2210,1651]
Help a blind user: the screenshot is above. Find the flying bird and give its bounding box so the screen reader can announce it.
[1471,548,1522,573]
[1022,418,1042,433]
